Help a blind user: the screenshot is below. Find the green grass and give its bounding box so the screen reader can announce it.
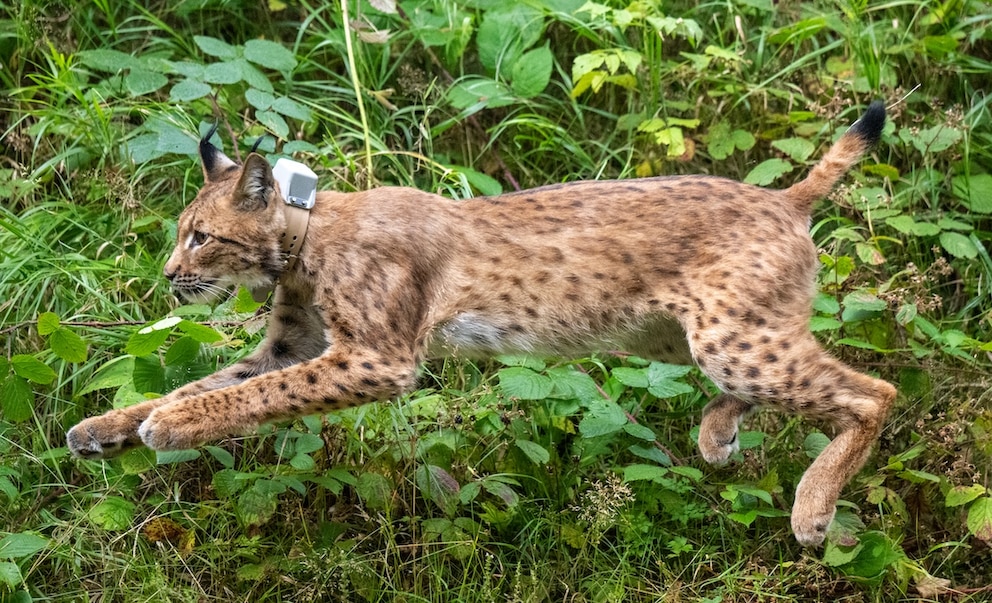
[2,0,992,601]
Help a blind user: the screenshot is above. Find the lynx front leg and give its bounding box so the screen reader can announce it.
[698,394,756,465]
[137,348,418,451]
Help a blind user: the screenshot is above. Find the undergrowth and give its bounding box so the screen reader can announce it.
[2,0,991,601]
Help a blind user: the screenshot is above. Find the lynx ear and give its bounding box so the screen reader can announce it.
[199,124,238,182]
[233,153,275,211]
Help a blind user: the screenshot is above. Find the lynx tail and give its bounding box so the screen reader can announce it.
[785,101,886,213]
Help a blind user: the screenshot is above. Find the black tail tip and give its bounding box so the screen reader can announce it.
[849,101,886,147]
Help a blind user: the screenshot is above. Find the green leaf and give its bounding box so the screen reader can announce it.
[903,124,962,154]
[731,129,756,151]
[194,35,239,60]
[939,231,978,259]
[290,452,315,471]
[212,469,247,498]
[416,464,461,513]
[448,165,503,197]
[356,472,393,512]
[132,355,165,395]
[1,376,33,423]
[245,88,275,110]
[127,322,174,356]
[119,447,156,475]
[256,109,289,139]
[744,158,793,186]
[623,464,668,482]
[237,482,279,526]
[271,96,311,121]
[498,367,553,400]
[515,439,550,464]
[204,61,243,84]
[0,532,48,559]
[951,173,992,213]
[244,39,297,71]
[482,478,519,507]
[11,355,55,385]
[476,4,544,72]
[967,497,992,542]
[945,484,987,507]
[707,122,734,160]
[204,446,236,469]
[578,399,627,437]
[164,336,201,366]
[612,367,649,389]
[771,137,815,162]
[125,69,169,97]
[176,320,223,343]
[511,44,553,98]
[646,362,693,398]
[49,328,88,363]
[804,432,830,459]
[37,312,60,335]
[78,48,142,72]
[446,77,516,110]
[623,422,656,441]
[76,357,135,396]
[88,497,136,530]
[170,79,212,102]
[155,449,201,464]
[841,290,886,322]
[0,561,22,587]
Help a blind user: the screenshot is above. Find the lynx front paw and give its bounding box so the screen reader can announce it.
[138,408,202,452]
[67,412,144,459]
[697,424,739,466]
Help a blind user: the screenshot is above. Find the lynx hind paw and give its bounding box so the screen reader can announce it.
[791,502,835,547]
[138,408,209,452]
[66,416,142,460]
[697,424,739,466]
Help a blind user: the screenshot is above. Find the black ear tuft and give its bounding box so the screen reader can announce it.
[199,124,238,182]
[849,101,886,148]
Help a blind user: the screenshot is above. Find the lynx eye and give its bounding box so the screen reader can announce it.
[190,230,209,247]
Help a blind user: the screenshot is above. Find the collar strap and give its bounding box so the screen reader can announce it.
[250,203,311,303]
[250,159,317,303]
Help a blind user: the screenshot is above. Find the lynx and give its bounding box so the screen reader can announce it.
[68,102,895,547]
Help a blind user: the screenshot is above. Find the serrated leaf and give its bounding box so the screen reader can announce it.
[244,39,297,71]
[771,137,815,162]
[127,325,173,357]
[0,561,21,587]
[945,484,986,507]
[125,69,169,97]
[744,158,793,186]
[731,129,756,150]
[203,61,242,85]
[646,362,693,398]
[49,327,88,363]
[256,109,289,139]
[498,367,553,400]
[164,336,200,366]
[1,376,35,420]
[88,497,136,530]
[515,439,550,464]
[271,96,311,121]
[194,35,239,60]
[511,44,553,98]
[11,355,55,385]
[623,463,668,482]
[356,472,393,511]
[416,464,461,513]
[804,432,831,459]
[245,88,275,110]
[290,452,315,471]
[707,122,734,160]
[0,533,48,559]
[119,447,156,475]
[176,320,223,343]
[77,357,134,396]
[939,231,978,259]
[579,399,627,437]
[170,79,212,102]
[967,497,992,542]
[951,173,992,213]
[612,366,649,388]
[37,312,60,335]
[212,468,247,498]
[78,48,141,72]
[623,422,656,441]
[293,432,324,454]
[237,482,279,526]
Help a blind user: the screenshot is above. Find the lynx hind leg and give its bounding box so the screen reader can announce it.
[691,324,895,546]
[698,394,756,465]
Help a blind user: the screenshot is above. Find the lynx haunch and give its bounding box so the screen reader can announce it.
[68,102,895,547]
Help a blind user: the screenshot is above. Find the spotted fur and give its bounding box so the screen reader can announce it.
[68,102,895,546]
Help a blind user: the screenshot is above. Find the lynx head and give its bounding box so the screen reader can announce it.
[163,131,287,302]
